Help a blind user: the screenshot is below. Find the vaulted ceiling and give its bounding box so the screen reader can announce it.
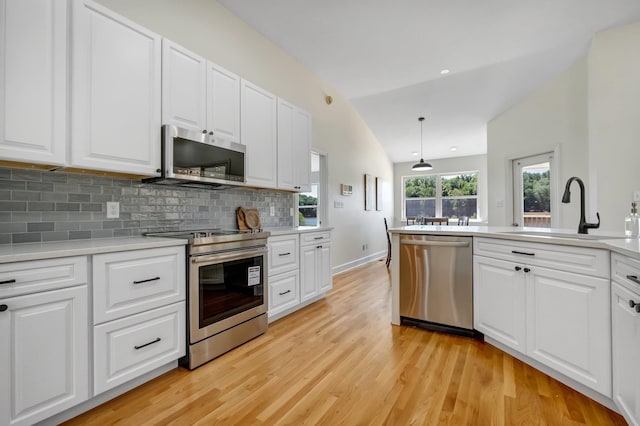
[218,0,640,163]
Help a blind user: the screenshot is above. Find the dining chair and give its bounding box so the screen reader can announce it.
[457,216,470,226]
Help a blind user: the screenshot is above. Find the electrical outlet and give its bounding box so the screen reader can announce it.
[633,191,640,202]
[106,201,119,219]
[270,205,275,216]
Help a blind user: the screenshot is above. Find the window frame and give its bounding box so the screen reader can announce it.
[402,170,479,221]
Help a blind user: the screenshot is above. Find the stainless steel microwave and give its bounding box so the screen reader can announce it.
[145,125,245,189]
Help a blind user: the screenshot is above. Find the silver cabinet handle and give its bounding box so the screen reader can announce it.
[278,252,291,257]
[400,239,470,248]
[133,277,160,285]
[134,337,161,350]
[0,279,16,285]
[279,290,291,296]
[314,236,323,240]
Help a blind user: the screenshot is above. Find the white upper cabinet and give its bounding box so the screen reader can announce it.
[277,99,295,190]
[207,62,241,144]
[241,80,277,188]
[162,40,240,144]
[161,39,206,133]
[71,0,161,176]
[0,0,68,167]
[277,99,312,192]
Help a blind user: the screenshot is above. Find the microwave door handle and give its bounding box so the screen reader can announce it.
[191,247,267,264]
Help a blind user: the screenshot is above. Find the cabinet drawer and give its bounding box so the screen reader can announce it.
[93,301,185,395]
[269,270,300,314]
[612,253,640,291]
[0,256,87,298]
[474,237,609,278]
[93,246,185,324]
[300,231,331,246]
[268,235,299,275]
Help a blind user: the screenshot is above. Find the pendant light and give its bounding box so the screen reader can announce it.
[412,117,433,171]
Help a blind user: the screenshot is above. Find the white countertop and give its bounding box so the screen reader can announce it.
[0,236,188,263]
[388,225,640,260]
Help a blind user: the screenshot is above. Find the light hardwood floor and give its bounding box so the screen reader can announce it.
[65,259,625,425]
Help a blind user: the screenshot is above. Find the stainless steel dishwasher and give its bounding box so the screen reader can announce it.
[399,234,474,336]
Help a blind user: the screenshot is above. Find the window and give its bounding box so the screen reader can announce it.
[403,172,478,220]
[297,152,326,227]
[512,153,553,228]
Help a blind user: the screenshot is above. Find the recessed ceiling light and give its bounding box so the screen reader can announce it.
[440,69,450,75]
[412,151,418,156]
[450,146,457,152]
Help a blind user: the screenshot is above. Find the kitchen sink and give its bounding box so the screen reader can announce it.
[496,230,627,241]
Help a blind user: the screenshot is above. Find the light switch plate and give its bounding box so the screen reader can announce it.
[633,191,640,202]
[270,205,275,216]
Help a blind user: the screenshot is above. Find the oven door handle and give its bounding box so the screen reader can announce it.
[191,247,267,264]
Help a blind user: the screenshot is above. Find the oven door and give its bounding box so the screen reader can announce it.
[189,247,267,343]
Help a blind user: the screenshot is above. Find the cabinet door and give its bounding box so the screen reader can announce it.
[161,39,206,133]
[0,0,67,167]
[207,62,240,144]
[318,243,332,293]
[71,0,161,176]
[473,255,526,351]
[612,281,640,424]
[293,107,312,192]
[526,267,611,396]
[0,286,88,426]
[241,80,277,188]
[276,99,296,190]
[268,269,300,318]
[300,244,318,302]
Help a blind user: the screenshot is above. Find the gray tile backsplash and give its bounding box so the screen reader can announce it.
[0,167,294,245]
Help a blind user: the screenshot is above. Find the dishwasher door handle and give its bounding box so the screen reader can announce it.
[400,239,470,248]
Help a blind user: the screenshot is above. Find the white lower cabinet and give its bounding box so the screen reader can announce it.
[267,231,332,321]
[612,253,640,426]
[92,246,186,395]
[473,238,611,397]
[94,302,185,395]
[300,232,332,302]
[269,270,300,317]
[0,272,88,426]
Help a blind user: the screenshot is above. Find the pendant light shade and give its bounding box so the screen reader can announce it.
[412,117,433,171]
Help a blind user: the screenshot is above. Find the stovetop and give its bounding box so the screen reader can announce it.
[145,228,270,246]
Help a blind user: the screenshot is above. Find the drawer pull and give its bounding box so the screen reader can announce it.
[314,236,323,240]
[512,250,535,256]
[278,252,291,257]
[0,304,8,312]
[629,300,640,313]
[134,337,161,350]
[279,290,291,296]
[523,267,531,273]
[0,279,16,285]
[133,277,161,285]
[514,266,522,271]
[626,275,640,285]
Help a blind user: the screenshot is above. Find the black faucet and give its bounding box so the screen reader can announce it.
[561,177,600,234]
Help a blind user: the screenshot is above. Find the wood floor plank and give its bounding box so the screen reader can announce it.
[63,259,626,425]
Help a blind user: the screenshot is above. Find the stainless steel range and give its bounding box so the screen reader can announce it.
[146,229,270,369]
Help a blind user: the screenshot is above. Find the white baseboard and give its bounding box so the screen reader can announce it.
[332,250,386,275]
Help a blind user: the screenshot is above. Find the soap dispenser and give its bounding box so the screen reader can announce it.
[625,202,639,237]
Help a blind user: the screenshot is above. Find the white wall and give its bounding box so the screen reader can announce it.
[393,154,488,226]
[488,19,640,234]
[487,58,588,229]
[588,21,640,233]
[97,0,394,268]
